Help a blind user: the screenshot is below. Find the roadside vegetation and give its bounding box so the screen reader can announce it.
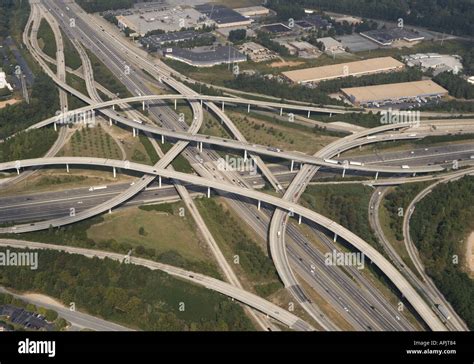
[229,111,339,154]
[37,19,57,59]
[411,176,474,329]
[161,142,194,173]
[0,128,57,163]
[196,198,283,297]
[0,73,59,139]
[86,49,132,98]
[0,202,219,278]
[379,183,431,272]
[0,248,254,331]
[301,184,380,249]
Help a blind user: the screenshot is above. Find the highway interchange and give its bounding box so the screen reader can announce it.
[0,0,473,332]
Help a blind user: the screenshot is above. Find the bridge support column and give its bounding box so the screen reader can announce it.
[290,160,294,172]
[207,187,211,198]
[54,122,57,132]
[142,101,146,111]
[257,200,261,211]
[248,104,250,113]
[66,164,69,173]
[342,168,346,178]
[112,105,115,111]
[113,167,116,178]
[221,101,225,111]
[412,172,416,177]
[161,135,165,144]
[298,215,302,225]
[307,110,311,118]
[200,99,203,106]
[329,113,332,117]
[199,142,203,153]
[375,172,379,180]
[159,176,162,188]
[280,108,283,116]
[109,118,112,126]
[333,233,338,242]
[244,150,247,161]
[109,209,112,214]
[16,168,20,175]
[174,99,177,110]
[132,128,136,137]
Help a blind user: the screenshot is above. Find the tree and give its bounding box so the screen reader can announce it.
[228,29,246,43]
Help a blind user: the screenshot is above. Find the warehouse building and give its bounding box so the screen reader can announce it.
[260,23,292,34]
[360,28,424,46]
[235,6,270,18]
[116,6,207,36]
[141,30,200,50]
[403,53,463,75]
[287,41,321,59]
[239,42,277,62]
[282,57,404,84]
[164,45,246,67]
[195,4,252,28]
[317,37,345,54]
[341,80,448,105]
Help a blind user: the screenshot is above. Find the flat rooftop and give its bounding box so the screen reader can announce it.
[165,45,246,66]
[260,23,292,34]
[342,80,448,103]
[118,7,205,35]
[360,28,424,45]
[195,4,249,25]
[282,57,404,83]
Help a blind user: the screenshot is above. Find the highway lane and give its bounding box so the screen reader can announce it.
[345,143,474,167]
[267,124,429,330]
[45,0,282,194]
[0,156,447,330]
[23,91,474,174]
[0,183,208,224]
[1,4,69,188]
[2,129,470,328]
[0,239,312,331]
[52,0,360,332]
[42,1,278,330]
[29,0,466,330]
[7,140,467,224]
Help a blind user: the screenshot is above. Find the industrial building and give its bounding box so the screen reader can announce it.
[341,80,448,105]
[235,6,270,18]
[116,6,208,36]
[360,28,425,46]
[239,42,277,63]
[260,23,292,34]
[195,4,252,28]
[403,53,463,75]
[287,41,321,59]
[317,37,345,54]
[282,57,404,84]
[140,30,214,51]
[164,45,246,67]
